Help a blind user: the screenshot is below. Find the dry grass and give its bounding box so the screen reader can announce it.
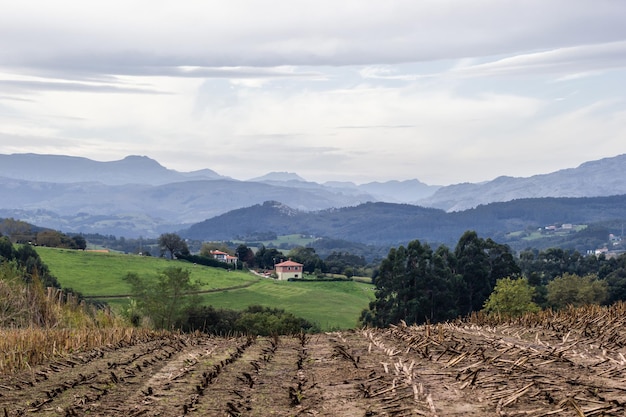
[0,261,170,374]
[466,302,626,350]
[0,326,168,374]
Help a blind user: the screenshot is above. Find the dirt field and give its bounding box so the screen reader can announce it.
[2,317,626,416]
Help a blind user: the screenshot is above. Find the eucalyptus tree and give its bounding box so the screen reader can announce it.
[362,239,460,327]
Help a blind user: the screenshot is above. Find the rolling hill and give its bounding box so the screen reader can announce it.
[182,196,626,251]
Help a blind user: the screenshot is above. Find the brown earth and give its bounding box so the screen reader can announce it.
[2,320,626,417]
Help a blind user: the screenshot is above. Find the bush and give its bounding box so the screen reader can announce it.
[183,305,241,334]
[182,305,319,335]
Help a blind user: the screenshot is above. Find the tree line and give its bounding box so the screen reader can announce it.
[361,230,626,327]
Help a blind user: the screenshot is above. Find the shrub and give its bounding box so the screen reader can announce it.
[182,305,319,335]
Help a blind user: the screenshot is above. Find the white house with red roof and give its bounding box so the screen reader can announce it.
[210,250,238,265]
[274,259,303,280]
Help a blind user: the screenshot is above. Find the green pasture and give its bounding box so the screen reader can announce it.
[35,247,257,296]
[197,279,375,330]
[35,247,375,330]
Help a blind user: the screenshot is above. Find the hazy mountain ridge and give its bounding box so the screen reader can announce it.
[2,152,626,238]
[0,153,224,185]
[418,154,626,211]
[0,176,376,236]
[326,179,441,203]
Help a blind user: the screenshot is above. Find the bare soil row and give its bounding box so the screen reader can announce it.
[2,319,626,416]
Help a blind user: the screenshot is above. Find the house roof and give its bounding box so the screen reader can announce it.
[275,260,303,267]
[211,250,229,255]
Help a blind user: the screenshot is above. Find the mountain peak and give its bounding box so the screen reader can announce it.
[116,155,165,167]
[249,172,306,182]
[0,153,222,186]
[121,155,153,161]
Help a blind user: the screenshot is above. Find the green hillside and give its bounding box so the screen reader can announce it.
[34,247,257,296]
[196,279,374,330]
[35,247,374,330]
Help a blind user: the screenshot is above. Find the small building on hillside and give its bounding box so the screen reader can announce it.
[210,250,238,265]
[274,259,303,280]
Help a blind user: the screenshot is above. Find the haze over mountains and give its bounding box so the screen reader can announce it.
[0,154,224,185]
[1,152,625,238]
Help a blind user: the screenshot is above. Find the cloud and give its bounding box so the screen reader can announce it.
[0,79,167,94]
[360,41,626,83]
[0,1,625,185]
[2,1,626,75]
[452,41,626,79]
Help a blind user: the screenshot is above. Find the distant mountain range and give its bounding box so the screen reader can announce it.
[0,153,224,185]
[420,155,626,211]
[1,152,626,238]
[181,197,626,252]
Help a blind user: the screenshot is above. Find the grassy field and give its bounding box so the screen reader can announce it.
[35,247,259,296]
[196,279,374,330]
[506,225,588,242]
[35,247,374,330]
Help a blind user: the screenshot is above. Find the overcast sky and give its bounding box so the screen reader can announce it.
[1,1,625,185]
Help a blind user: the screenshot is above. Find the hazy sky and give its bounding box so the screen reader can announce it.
[1,1,625,185]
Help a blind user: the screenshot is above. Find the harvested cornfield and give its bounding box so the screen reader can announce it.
[2,304,626,416]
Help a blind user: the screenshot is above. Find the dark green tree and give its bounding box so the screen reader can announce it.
[158,233,189,259]
[15,244,59,288]
[234,305,319,335]
[430,245,463,321]
[289,246,324,273]
[454,231,491,314]
[361,245,407,327]
[454,231,519,314]
[604,254,626,303]
[235,244,255,266]
[361,240,461,327]
[254,245,284,269]
[0,236,16,260]
[324,251,367,274]
[71,235,87,250]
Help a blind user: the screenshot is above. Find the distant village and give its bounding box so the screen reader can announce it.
[541,223,625,258]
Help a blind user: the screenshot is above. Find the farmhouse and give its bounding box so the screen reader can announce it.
[274,259,303,280]
[210,250,238,265]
